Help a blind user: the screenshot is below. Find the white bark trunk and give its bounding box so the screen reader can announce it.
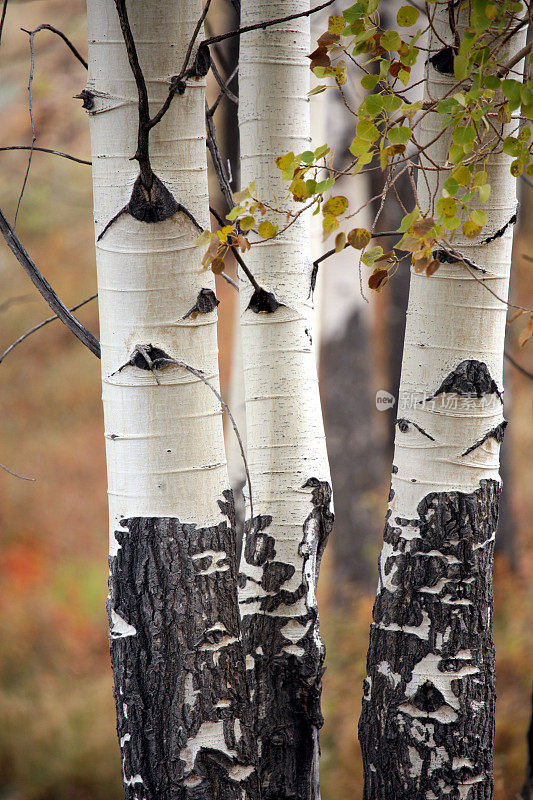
[85,2,257,797]
[238,2,333,798]
[359,6,525,799]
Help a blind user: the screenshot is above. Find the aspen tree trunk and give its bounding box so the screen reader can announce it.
[359,6,525,799]
[238,2,333,798]
[85,2,257,797]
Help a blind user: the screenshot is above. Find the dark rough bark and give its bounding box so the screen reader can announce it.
[108,491,259,800]
[359,479,500,800]
[239,480,334,800]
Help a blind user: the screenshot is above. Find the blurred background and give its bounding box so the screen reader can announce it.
[0,2,531,798]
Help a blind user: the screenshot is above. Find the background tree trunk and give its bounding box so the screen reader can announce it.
[237,1,333,797]
[359,6,526,798]
[86,1,257,796]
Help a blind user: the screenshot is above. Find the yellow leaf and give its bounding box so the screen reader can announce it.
[328,15,345,35]
[323,195,349,216]
[257,220,278,239]
[239,216,255,231]
[195,230,212,247]
[347,228,371,249]
[322,213,339,235]
[335,232,346,252]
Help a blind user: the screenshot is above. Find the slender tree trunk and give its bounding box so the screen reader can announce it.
[359,6,525,799]
[85,2,257,797]
[238,2,333,798]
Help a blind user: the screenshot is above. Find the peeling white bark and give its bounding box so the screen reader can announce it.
[360,5,526,799]
[86,2,256,797]
[238,2,332,797]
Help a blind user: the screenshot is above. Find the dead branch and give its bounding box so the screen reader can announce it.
[0,207,100,357]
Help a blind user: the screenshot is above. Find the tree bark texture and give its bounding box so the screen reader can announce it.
[359,5,525,799]
[238,2,333,798]
[86,2,257,797]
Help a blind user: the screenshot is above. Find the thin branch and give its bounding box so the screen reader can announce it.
[14,27,38,226]
[504,349,533,381]
[0,461,35,481]
[202,0,336,47]
[497,39,533,77]
[209,61,239,113]
[209,206,261,292]
[0,207,100,357]
[0,0,8,49]
[0,293,98,364]
[0,145,91,165]
[159,357,254,520]
[113,0,152,186]
[206,104,235,209]
[147,0,214,132]
[20,23,87,69]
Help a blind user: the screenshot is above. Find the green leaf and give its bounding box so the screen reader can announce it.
[314,144,330,159]
[361,74,379,91]
[300,151,315,164]
[195,230,212,247]
[436,197,457,217]
[451,165,472,186]
[397,5,419,26]
[315,177,335,192]
[357,119,380,141]
[449,144,464,164]
[471,209,487,226]
[478,183,491,203]
[503,137,521,157]
[365,94,384,116]
[362,245,383,266]
[240,215,255,231]
[349,137,371,156]
[381,30,401,51]
[443,177,459,196]
[382,94,402,112]
[454,54,469,79]
[308,85,327,96]
[388,126,412,144]
[442,215,461,230]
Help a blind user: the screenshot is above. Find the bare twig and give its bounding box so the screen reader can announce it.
[159,357,254,520]
[20,23,87,69]
[0,461,35,481]
[0,0,8,49]
[0,207,100,357]
[209,61,239,113]
[0,145,91,165]
[14,28,38,226]
[206,104,235,209]
[202,0,336,46]
[0,293,98,364]
[112,345,254,519]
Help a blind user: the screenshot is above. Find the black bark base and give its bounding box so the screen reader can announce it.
[359,480,500,800]
[107,491,259,800]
